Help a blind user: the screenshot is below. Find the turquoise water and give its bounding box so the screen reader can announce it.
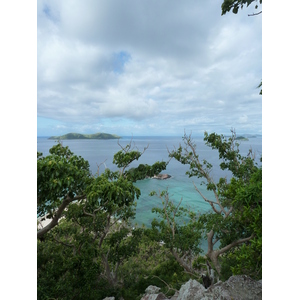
[37,136,262,227]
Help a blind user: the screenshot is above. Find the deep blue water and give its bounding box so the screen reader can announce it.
[37,136,262,228]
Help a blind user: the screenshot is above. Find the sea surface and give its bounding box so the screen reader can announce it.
[37,135,262,229]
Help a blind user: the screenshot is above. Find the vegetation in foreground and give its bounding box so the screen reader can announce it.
[37,130,262,300]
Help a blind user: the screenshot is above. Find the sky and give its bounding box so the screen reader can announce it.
[37,0,262,137]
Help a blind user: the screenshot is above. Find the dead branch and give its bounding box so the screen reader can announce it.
[248,11,262,16]
[215,234,254,256]
[37,194,86,239]
[151,275,179,294]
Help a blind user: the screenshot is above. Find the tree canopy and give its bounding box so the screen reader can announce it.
[37,131,262,299]
[168,130,262,280]
[221,0,262,15]
[37,141,171,299]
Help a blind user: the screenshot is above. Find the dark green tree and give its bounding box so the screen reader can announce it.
[169,130,262,279]
[149,189,204,275]
[37,141,166,239]
[37,140,168,299]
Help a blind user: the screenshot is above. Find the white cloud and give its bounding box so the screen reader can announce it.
[37,0,262,136]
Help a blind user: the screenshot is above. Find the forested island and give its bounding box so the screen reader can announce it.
[48,132,121,140]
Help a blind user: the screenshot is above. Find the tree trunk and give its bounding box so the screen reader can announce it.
[37,194,85,239]
[171,249,196,275]
[205,229,254,277]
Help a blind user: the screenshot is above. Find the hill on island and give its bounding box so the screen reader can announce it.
[48,132,121,140]
[236,136,249,141]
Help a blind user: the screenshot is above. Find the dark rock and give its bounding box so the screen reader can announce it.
[202,274,212,289]
[152,174,171,180]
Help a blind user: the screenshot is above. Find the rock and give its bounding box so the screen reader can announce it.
[176,279,206,300]
[152,174,171,180]
[202,274,212,289]
[141,285,168,300]
[176,275,262,300]
[140,294,168,300]
[205,275,262,300]
[102,297,115,300]
[145,285,161,294]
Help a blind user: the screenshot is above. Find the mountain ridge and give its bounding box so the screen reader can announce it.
[48,132,121,140]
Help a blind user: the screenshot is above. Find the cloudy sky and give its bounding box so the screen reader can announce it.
[37,0,262,137]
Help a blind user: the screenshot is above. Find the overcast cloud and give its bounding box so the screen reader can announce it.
[37,0,262,136]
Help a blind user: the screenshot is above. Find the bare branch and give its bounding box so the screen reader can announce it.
[212,238,219,246]
[151,275,179,294]
[193,183,222,214]
[216,234,254,256]
[95,159,107,177]
[37,194,86,239]
[248,11,262,16]
[171,249,196,275]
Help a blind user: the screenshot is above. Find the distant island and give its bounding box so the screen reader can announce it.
[48,132,121,140]
[236,136,249,141]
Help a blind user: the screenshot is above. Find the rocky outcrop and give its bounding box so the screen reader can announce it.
[176,275,262,300]
[152,174,171,180]
[145,286,162,294]
[140,285,168,300]
[103,275,262,300]
[140,275,262,300]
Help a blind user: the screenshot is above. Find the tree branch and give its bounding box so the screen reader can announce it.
[171,248,196,275]
[151,275,179,294]
[248,11,262,16]
[193,183,222,215]
[37,194,86,239]
[216,234,254,256]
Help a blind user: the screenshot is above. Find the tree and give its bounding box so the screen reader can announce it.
[149,189,204,276]
[37,143,91,238]
[37,140,167,239]
[37,140,168,299]
[221,0,262,15]
[169,130,262,279]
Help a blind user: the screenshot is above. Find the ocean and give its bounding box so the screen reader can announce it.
[37,135,262,228]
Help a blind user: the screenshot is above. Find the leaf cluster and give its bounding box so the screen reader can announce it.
[221,0,262,15]
[37,143,91,218]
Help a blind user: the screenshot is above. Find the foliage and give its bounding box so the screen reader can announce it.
[221,0,262,15]
[149,190,204,275]
[37,143,91,219]
[221,167,262,280]
[258,81,262,95]
[37,141,168,299]
[37,131,262,299]
[118,234,191,299]
[168,130,262,279]
[37,219,104,300]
